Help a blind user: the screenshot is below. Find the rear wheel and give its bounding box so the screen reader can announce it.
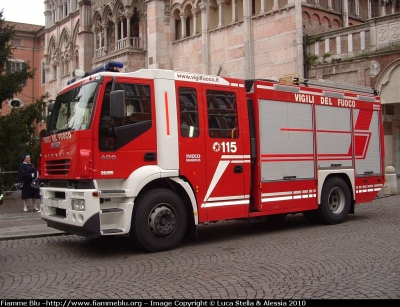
[318,177,351,224]
[304,177,351,224]
[130,188,187,252]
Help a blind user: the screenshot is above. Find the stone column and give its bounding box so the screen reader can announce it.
[342,0,349,27]
[328,0,332,10]
[382,1,387,16]
[78,0,92,32]
[192,8,198,35]
[295,0,304,78]
[391,0,397,14]
[260,0,266,14]
[232,0,238,22]
[180,13,187,38]
[368,0,372,19]
[369,15,378,52]
[112,18,118,50]
[355,0,360,16]
[58,3,63,21]
[63,0,67,17]
[199,1,209,74]
[92,27,97,51]
[125,12,133,47]
[44,0,51,28]
[99,29,102,49]
[120,16,125,40]
[243,0,254,79]
[56,57,61,89]
[71,52,76,72]
[102,22,108,52]
[217,0,224,27]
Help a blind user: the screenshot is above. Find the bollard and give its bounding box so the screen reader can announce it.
[383,166,397,196]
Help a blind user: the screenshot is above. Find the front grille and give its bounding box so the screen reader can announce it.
[46,159,71,175]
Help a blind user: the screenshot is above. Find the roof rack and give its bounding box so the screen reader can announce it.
[278,73,378,95]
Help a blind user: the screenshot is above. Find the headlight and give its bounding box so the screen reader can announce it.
[71,199,85,211]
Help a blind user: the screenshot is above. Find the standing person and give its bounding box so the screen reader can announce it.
[15,154,40,212]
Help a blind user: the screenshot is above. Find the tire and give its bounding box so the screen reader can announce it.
[318,177,351,225]
[130,188,187,252]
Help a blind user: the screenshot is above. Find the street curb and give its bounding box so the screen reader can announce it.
[0,229,66,240]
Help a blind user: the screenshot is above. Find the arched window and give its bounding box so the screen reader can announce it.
[130,7,140,38]
[173,9,182,40]
[184,5,193,37]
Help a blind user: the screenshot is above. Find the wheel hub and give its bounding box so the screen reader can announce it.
[149,205,177,237]
[329,188,345,214]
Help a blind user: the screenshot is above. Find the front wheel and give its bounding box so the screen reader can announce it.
[318,177,351,225]
[130,188,187,252]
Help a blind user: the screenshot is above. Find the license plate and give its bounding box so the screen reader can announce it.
[51,199,59,208]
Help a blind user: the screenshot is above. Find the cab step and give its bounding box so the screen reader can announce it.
[102,228,124,234]
[101,208,124,213]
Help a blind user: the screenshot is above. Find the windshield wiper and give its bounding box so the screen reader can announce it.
[51,126,74,135]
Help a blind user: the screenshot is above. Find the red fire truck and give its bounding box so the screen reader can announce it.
[39,61,384,252]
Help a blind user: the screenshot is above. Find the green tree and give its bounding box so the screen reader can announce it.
[0,9,35,108]
[0,9,44,191]
[0,93,49,190]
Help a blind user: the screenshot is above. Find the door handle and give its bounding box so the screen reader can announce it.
[144,152,156,161]
[234,165,243,173]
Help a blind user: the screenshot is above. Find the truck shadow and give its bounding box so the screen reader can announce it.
[72,212,364,256]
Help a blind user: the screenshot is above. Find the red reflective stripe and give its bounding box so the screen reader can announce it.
[164,92,170,136]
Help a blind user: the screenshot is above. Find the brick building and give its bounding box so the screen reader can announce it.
[42,0,400,169]
[0,22,46,120]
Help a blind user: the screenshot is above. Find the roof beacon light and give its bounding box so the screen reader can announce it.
[67,61,124,85]
[85,61,123,77]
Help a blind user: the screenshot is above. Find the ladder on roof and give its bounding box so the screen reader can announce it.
[278,73,378,95]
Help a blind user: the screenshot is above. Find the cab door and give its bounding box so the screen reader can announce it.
[201,86,249,221]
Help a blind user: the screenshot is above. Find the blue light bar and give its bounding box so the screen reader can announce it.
[85,61,124,77]
[67,78,76,85]
[66,61,124,85]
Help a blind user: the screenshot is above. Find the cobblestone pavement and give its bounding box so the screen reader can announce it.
[0,192,64,239]
[0,191,399,300]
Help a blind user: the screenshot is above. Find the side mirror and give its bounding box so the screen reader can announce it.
[110,90,125,119]
[47,103,54,113]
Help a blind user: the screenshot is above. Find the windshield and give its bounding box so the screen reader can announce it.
[47,82,98,134]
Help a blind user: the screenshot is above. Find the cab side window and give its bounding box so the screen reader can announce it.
[116,83,151,126]
[207,90,238,138]
[178,87,199,137]
[98,82,152,151]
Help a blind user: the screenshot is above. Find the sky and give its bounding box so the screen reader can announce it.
[1,0,45,26]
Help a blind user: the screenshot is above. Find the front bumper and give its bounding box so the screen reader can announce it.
[42,213,101,238]
[40,187,101,238]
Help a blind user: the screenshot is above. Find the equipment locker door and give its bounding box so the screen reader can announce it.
[254,97,317,213]
[201,86,249,221]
